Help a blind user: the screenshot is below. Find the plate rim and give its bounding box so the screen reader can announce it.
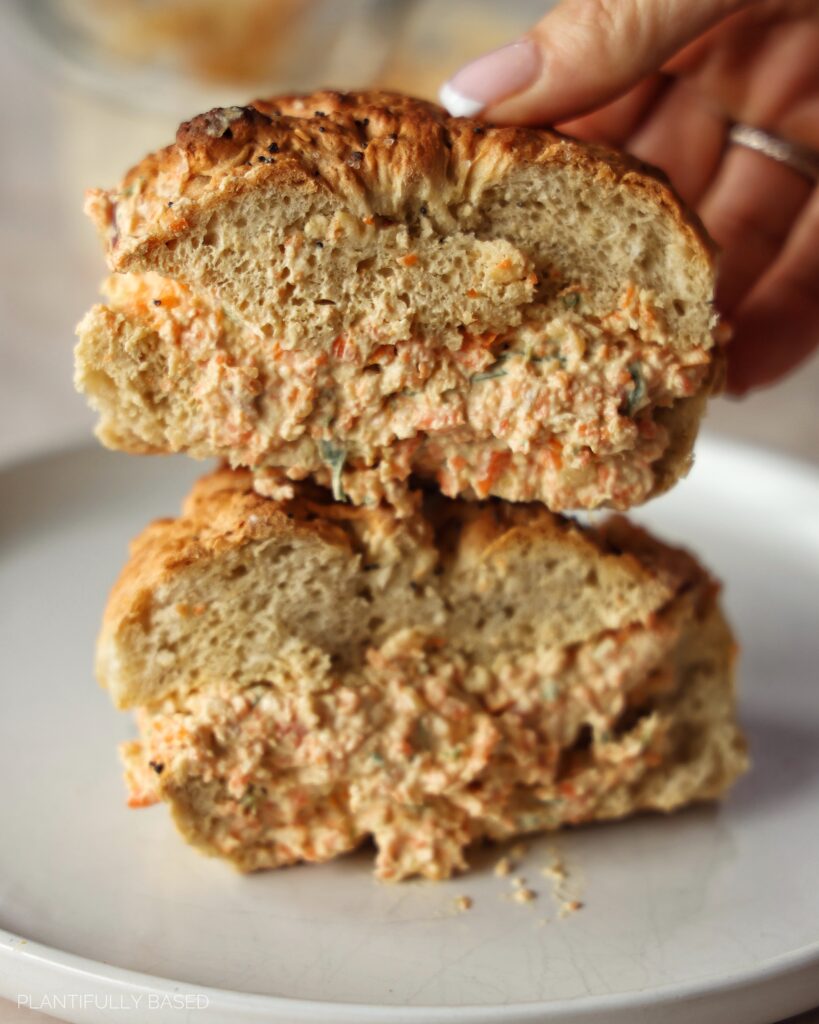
[4,928,819,1022]
[2,436,818,1021]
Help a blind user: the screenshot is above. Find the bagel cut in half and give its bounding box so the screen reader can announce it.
[104,469,747,880]
[77,90,722,514]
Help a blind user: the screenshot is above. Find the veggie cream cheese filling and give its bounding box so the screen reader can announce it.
[78,272,714,515]
[121,598,713,881]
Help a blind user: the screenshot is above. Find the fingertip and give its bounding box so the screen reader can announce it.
[438,39,542,120]
[438,83,484,119]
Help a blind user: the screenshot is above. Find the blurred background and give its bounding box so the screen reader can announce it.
[0,4,816,1023]
[0,0,816,475]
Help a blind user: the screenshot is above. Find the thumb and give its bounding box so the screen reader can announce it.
[439,0,749,125]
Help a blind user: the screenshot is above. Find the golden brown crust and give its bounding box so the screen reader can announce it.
[85,89,716,275]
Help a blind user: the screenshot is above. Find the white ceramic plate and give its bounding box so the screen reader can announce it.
[1,437,818,1024]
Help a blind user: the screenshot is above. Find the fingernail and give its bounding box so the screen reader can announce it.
[439,39,541,118]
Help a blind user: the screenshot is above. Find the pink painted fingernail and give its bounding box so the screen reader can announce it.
[439,39,541,117]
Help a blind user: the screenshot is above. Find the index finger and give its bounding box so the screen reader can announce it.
[441,0,751,125]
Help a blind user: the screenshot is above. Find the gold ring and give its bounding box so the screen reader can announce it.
[729,123,819,183]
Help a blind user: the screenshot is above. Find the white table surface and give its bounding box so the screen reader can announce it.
[0,9,816,1023]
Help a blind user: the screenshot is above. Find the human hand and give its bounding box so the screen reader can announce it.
[439,0,819,394]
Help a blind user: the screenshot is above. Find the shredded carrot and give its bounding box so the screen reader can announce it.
[362,215,375,226]
[457,331,498,364]
[370,344,396,363]
[476,450,511,496]
[467,288,480,298]
[399,253,418,267]
[495,258,513,270]
[164,216,189,236]
[127,792,159,809]
[331,336,358,362]
[548,438,563,471]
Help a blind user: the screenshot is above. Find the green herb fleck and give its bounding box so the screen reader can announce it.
[471,354,510,383]
[517,812,546,830]
[626,363,646,415]
[239,786,264,814]
[370,751,385,766]
[318,439,347,501]
[541,681,559,702]
[562,291,580,309]
[247,684,269,707]
[411,720,431,751]
[530,346,566,369]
